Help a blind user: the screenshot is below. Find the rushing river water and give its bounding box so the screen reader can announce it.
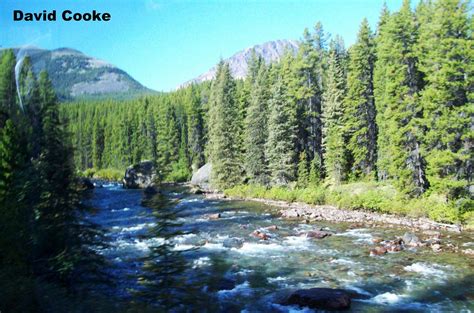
[84,182,474,312]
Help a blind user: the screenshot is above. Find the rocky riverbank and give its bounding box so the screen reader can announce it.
[204,192,464,233]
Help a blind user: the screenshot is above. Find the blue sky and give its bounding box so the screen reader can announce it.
[1,0,403,91]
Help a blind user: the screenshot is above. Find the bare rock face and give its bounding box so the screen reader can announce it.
[284,288,351,310]
[178,39,299,88]
[123,161,156,189]
[191,163,212,191]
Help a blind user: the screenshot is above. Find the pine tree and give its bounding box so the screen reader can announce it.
[293,22,327,162]
[374,0,428,196]
[309,152,323,185]
[323,45,348,184]
[92,113,104,169]
[35,71,81,283]
[417,0,473,197]
[297,151,309,187]
[186,86,205,171]
[207,62,242,189]
[345,19,377,179]
[266,76,297,185]
[244,64,269,185]
[0,50,17,125]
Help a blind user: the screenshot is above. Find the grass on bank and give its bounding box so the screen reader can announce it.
[225,182,473,227]
[80,168,124,182]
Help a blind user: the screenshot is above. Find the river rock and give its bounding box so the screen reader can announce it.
[78,177,94,190]
[431,243,442,252]
[208,213,221,220]
[252,230,270,240]
[304,230,332,239]
[191,163,212,191]
[223,238,244,249]
[281,209,300,218]
[462,249,474,256]
[190,186,204,194]
[402,232,422,247]
[284,288,351,310]
[370,246,387,256]
[123,160,157,189]
[265,225,279,231]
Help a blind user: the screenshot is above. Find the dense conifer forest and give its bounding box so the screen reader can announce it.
[62,0,473,225]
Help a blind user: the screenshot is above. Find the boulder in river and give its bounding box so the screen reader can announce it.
[78,177,94,190]
[123,161,157,189]
[284,288,351,310]
[402,232,422,247]
[304,230,332,239]
[191,163,212,191]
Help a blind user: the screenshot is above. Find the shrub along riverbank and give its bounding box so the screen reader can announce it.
[225,182,473,228]
[80,168,124,182]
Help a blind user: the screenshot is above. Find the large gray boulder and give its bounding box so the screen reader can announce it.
[123,161,157,189]
[191,163,212,190]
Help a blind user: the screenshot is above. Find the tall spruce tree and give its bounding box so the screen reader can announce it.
[323,44,348,184]
[345,19,377,179]
[244,64,269,185]
[374,0,428,195]
[208,62,242,189]
[186,86,205,172]
[0,50,17,125]
[266,76,297,185]
[417,0,473,197]
[293,22,327,163]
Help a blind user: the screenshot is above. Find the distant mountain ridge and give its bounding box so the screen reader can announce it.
[3,46,153,100]
[178,39,299,89]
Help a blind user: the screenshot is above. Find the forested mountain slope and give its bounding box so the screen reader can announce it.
[2,46,153,100]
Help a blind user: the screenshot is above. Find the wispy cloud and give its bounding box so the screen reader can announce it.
[145,0,161,11]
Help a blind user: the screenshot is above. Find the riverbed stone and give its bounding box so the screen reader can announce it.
[304,230,332,239]
[252,230,270,240]
[284,288,351,310]
[123,160,157,189]
[78,177,94,190]
[208,213,221,220]
[223,238,244,249]
[370,246,387,256]
[402,232,422,247]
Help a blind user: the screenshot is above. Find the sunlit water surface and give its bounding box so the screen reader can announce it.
[85,183,474,312]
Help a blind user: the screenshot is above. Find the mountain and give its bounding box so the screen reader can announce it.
[5,46,154,100]
[178,39,299,88]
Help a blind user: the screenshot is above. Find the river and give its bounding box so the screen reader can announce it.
[84,182,474,312]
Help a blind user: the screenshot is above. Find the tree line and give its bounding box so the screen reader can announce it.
[63,0,472,220]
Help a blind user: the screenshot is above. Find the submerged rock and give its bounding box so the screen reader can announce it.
[284,288,351,310]
[223,238,244,249]
[123,160,157,189]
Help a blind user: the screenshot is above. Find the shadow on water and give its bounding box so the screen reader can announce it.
[132,191,214,312]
